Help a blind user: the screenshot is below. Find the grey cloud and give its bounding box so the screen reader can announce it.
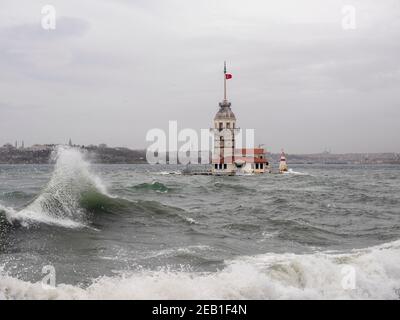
[1,16,89,40]
[0,0,399,153]
[0,17,90,82]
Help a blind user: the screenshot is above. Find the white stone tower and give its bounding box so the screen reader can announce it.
[211,62,238,175]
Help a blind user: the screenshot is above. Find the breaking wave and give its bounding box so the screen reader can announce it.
[3,147,109,228]
[1,239,400,299]
[0,147,194,229]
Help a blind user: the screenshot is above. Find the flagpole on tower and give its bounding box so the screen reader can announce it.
[224,61,227,101]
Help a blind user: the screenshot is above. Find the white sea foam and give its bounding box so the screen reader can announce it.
[4,207,85,229]
[143,245,212,260]
[156,171,182,175]
[0,203,11,213]
[182,216,196,224]
[4,146,108,228]
[1,240,400,300]
[285,168,308,175]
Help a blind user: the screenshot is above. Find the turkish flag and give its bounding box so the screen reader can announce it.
[225,73,232,79]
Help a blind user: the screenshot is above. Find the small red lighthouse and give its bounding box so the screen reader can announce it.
[279,149,288,173]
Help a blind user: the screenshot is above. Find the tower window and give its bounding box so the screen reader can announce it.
[219,122,223,130]
[224,164,227,169]
[260,163,264,169]
[226,122,230,128]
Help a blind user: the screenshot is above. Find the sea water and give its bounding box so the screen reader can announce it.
[1,147,400,299]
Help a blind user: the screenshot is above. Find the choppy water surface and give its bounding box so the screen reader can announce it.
[1,148,400,299]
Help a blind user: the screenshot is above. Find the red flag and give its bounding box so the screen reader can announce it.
[225,73,232,79]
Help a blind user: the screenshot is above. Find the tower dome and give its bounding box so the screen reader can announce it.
[214,100,236,121]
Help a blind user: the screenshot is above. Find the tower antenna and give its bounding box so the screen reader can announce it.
[224,61,227,101]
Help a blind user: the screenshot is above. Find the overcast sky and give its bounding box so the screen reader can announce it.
[0,0,399,153]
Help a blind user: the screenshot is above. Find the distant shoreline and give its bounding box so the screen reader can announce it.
[1,144,399,165]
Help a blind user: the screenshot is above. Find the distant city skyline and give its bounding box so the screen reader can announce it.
[2,140,400,157]
[1,0,399,153]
